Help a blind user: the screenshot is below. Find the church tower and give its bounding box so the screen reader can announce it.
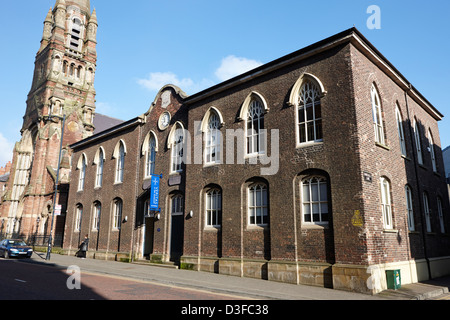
[1,0,98,243]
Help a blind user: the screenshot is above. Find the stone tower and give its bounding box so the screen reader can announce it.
[0,0,98,243]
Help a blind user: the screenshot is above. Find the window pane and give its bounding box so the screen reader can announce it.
[303,184,310,202]
[311,183,319,202]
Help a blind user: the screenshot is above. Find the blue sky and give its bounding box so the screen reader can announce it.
[0,0,449,167]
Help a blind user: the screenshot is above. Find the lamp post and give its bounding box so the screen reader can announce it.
[46,113,66,261]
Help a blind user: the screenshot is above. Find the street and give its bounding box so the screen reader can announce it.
[0,257,245,300]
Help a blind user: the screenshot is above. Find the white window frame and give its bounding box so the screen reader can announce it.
[248,183,268,227]
[92,202,101,231]
[414,120,423,165]
[112,199,123,230]
[297,80,323,145]
[205,188,222,228]
[428,130,437,173]
[78,156,86,191]
[371,85,385,145]
[75,205,83,232]
[246,100,265,156]
[95,148,104,188]
[395,105,407,156]
[423,193,431,233]
[380,177,393,230]
[115,142,125,183]
[145,136,157,178]
[205,113,221,165]
[301,176,329,225]
[170,125,184,174]
[405,185,414,231]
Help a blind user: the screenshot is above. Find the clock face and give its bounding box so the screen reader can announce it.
[159,112,171,130]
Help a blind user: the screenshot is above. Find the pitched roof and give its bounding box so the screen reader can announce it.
[93,113,125,135]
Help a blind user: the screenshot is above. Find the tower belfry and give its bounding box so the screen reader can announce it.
[1,0,98,242]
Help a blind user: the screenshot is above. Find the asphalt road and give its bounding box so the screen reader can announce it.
[0,257,245,300]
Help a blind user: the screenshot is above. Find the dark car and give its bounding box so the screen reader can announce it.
[0,239,33,259]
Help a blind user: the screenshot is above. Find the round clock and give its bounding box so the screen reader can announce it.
[158,111,171,130]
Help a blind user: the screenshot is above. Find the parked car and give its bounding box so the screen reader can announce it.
[0,239,33,259]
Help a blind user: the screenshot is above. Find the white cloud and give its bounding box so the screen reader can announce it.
[215,55,263,81]
[137,72,195,92]
[0,133,14,167]
[137,55,262,95]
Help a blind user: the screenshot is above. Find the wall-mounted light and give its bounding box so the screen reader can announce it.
[189,210,194,218]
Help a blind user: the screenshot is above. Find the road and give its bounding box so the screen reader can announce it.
[0,257,246,300]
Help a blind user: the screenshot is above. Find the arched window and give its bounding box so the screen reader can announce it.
[112,198,123,230]
[75,204,83,232]
[70,18,82,50]
[413,119,423,165]
[205,188,222,227]
[248,183,268,226]
[247,99,265,155]
[77,154,87,191]
[94,148,104,188]
[205,112,221,164]
[113,141,126,183]
[169,123,185,173]
[298,80,323,144]
[171,194,184,216]
[405,185,414,231]
[428,130,437,172]
[395,104,407,156]
[371,84,385,145]
[92,201,101,231]
[146,135,157,178]
[301,176,329,224]
[380,177,392,229]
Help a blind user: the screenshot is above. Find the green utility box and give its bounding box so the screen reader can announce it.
[386,269,401,290]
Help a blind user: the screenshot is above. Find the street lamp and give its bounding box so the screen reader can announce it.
[46,113,66,261]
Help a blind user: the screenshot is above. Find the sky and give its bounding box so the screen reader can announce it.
[0,0,449,168]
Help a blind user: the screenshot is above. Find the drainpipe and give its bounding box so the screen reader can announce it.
[404,86,432,280]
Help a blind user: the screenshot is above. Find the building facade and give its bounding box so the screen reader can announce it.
[63,27,450,294]
[0,0,98,244]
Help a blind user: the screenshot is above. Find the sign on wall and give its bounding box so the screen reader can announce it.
[150,174,162,212]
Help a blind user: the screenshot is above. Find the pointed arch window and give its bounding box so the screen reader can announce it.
[95,148,104,188]
[205,112,221,164]
[437,197,445,234]
[247,99,265,155]
[205,188,222,228]
[405,185,414,231]
[423,192,431,232]
[78,154,87,191]
[380,177,392,229]
[414,120,423,165]
[298,80,323,144]
[146,135,157,178]
[395,105,407,156]
[248,183,268,226]
[114,141,126,183]
[302,176,329,224]
[170,123,185,173]
[75,204,83,232]
[371,85,385,145]
[70,18,82,51]
[428,130,437,172]
[92,201,101,231]
[113,198,123,230]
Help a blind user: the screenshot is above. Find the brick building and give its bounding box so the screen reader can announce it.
[63,25,450,294]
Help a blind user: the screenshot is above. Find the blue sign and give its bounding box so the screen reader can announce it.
[150,174,162,211]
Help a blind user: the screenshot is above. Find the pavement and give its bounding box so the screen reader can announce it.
[24,252,450,300]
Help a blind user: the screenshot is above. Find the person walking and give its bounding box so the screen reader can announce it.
[78,235,89,259]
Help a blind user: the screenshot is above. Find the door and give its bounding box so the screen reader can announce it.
[169,194,184,263]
